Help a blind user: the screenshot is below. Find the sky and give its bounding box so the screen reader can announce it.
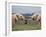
[12,5,41,15]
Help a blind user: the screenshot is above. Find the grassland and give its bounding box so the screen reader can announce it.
[12,21,41,31]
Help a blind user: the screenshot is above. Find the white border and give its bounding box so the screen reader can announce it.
[7,2,46,35]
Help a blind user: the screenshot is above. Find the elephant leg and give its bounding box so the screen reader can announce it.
[12,19,16,28]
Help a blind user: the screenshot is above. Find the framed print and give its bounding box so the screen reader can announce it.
[11,3,41,31]
[5,1,46,36]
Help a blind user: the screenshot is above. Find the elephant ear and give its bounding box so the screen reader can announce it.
[22,16,25,19]
[36,15,41,22]
[16,15,19,18]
